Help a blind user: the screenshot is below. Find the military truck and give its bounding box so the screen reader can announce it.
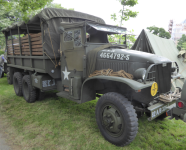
[2,8,186,146]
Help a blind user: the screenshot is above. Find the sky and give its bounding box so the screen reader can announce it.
[53,0,186,36]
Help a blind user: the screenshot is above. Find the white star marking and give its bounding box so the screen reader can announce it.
[62,67,70,80]
[34,78,38,83]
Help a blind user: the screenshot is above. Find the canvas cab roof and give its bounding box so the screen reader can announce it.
[60,21,127,34]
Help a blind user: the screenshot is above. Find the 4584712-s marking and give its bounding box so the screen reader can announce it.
[100,52,130,60]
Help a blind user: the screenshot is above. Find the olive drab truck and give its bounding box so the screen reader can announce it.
[2,8,186,147]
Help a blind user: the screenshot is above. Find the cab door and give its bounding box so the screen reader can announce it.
[60,27,85,99]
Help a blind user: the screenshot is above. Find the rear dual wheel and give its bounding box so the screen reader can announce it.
[22,75,37,103]
[13,72,23,96]
[7,67,13,84]
[96,92,138,146]
[13,72,43,102]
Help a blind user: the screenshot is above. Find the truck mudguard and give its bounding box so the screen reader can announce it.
[81,76,153,103]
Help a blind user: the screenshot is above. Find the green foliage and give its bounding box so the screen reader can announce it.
[110,0,138,47]
[114,0,138,23]
[14,0,53,22]
[121,9,138,21]
[111,13,117,22]
[0,0,73,50]
[147,26,171,39]
[46,3,74,10]
[108,30,136,48]
[1,0,53,22]
[177,34,186,51]
[121,0,138,6]
[45,2,65,9]
[182,42,186,50]
[0,50,5,55]
[0,2,21,49]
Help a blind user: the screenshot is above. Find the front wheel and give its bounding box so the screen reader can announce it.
[95,92,138,146]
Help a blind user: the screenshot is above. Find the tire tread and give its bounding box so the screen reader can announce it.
[96,92,138,146]
[22,75,36,103]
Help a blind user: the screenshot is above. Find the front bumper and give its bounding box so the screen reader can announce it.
[147,101,176,121]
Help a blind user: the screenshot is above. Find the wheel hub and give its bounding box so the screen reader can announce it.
[102,106,122,133]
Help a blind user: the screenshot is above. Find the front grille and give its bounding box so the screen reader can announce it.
[146,63,171,94]
[155,63,171,93]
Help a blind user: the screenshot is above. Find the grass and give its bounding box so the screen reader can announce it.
[0,75,186,150]
[0,50,4,55]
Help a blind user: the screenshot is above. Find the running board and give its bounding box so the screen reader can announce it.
[56,91,81,104]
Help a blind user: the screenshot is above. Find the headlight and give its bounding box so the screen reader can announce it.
[134,68,146,80]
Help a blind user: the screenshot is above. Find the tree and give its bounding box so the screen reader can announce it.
[0,2,21,49]
[177,34,186,51]
[0,0,73,50]
[108,30,136,48]
[108,0,138,48]
[1,0,53,22]
[111,0,138,27]
[147,26,171,39]
[182,42,186,50]
[46,3,74,10]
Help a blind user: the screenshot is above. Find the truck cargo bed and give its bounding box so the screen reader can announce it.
[7,33,43,56]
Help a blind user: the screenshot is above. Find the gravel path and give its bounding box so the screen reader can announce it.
[0,132,11,150]
[0,118,11,150]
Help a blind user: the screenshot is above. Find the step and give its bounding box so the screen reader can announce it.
[56,91,81,104]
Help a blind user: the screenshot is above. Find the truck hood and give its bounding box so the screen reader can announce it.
[97,49,172,64]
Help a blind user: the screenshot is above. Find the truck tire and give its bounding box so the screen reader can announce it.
[22,75,36,103]
[95,92,138,146]
[7,67,13,84]
[13,72,23,96]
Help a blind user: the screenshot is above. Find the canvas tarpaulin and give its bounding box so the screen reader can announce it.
[131,29,186,90]
[2,8,105,59]
[2,8,105,32]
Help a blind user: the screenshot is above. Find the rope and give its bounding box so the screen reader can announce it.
[44,52,56,67]
[159,88,181,103]
[48,28,58,68]
[89,69,133,79]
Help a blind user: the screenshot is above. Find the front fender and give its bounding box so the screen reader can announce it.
[83,76,153,91]
[80,76,153,103]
